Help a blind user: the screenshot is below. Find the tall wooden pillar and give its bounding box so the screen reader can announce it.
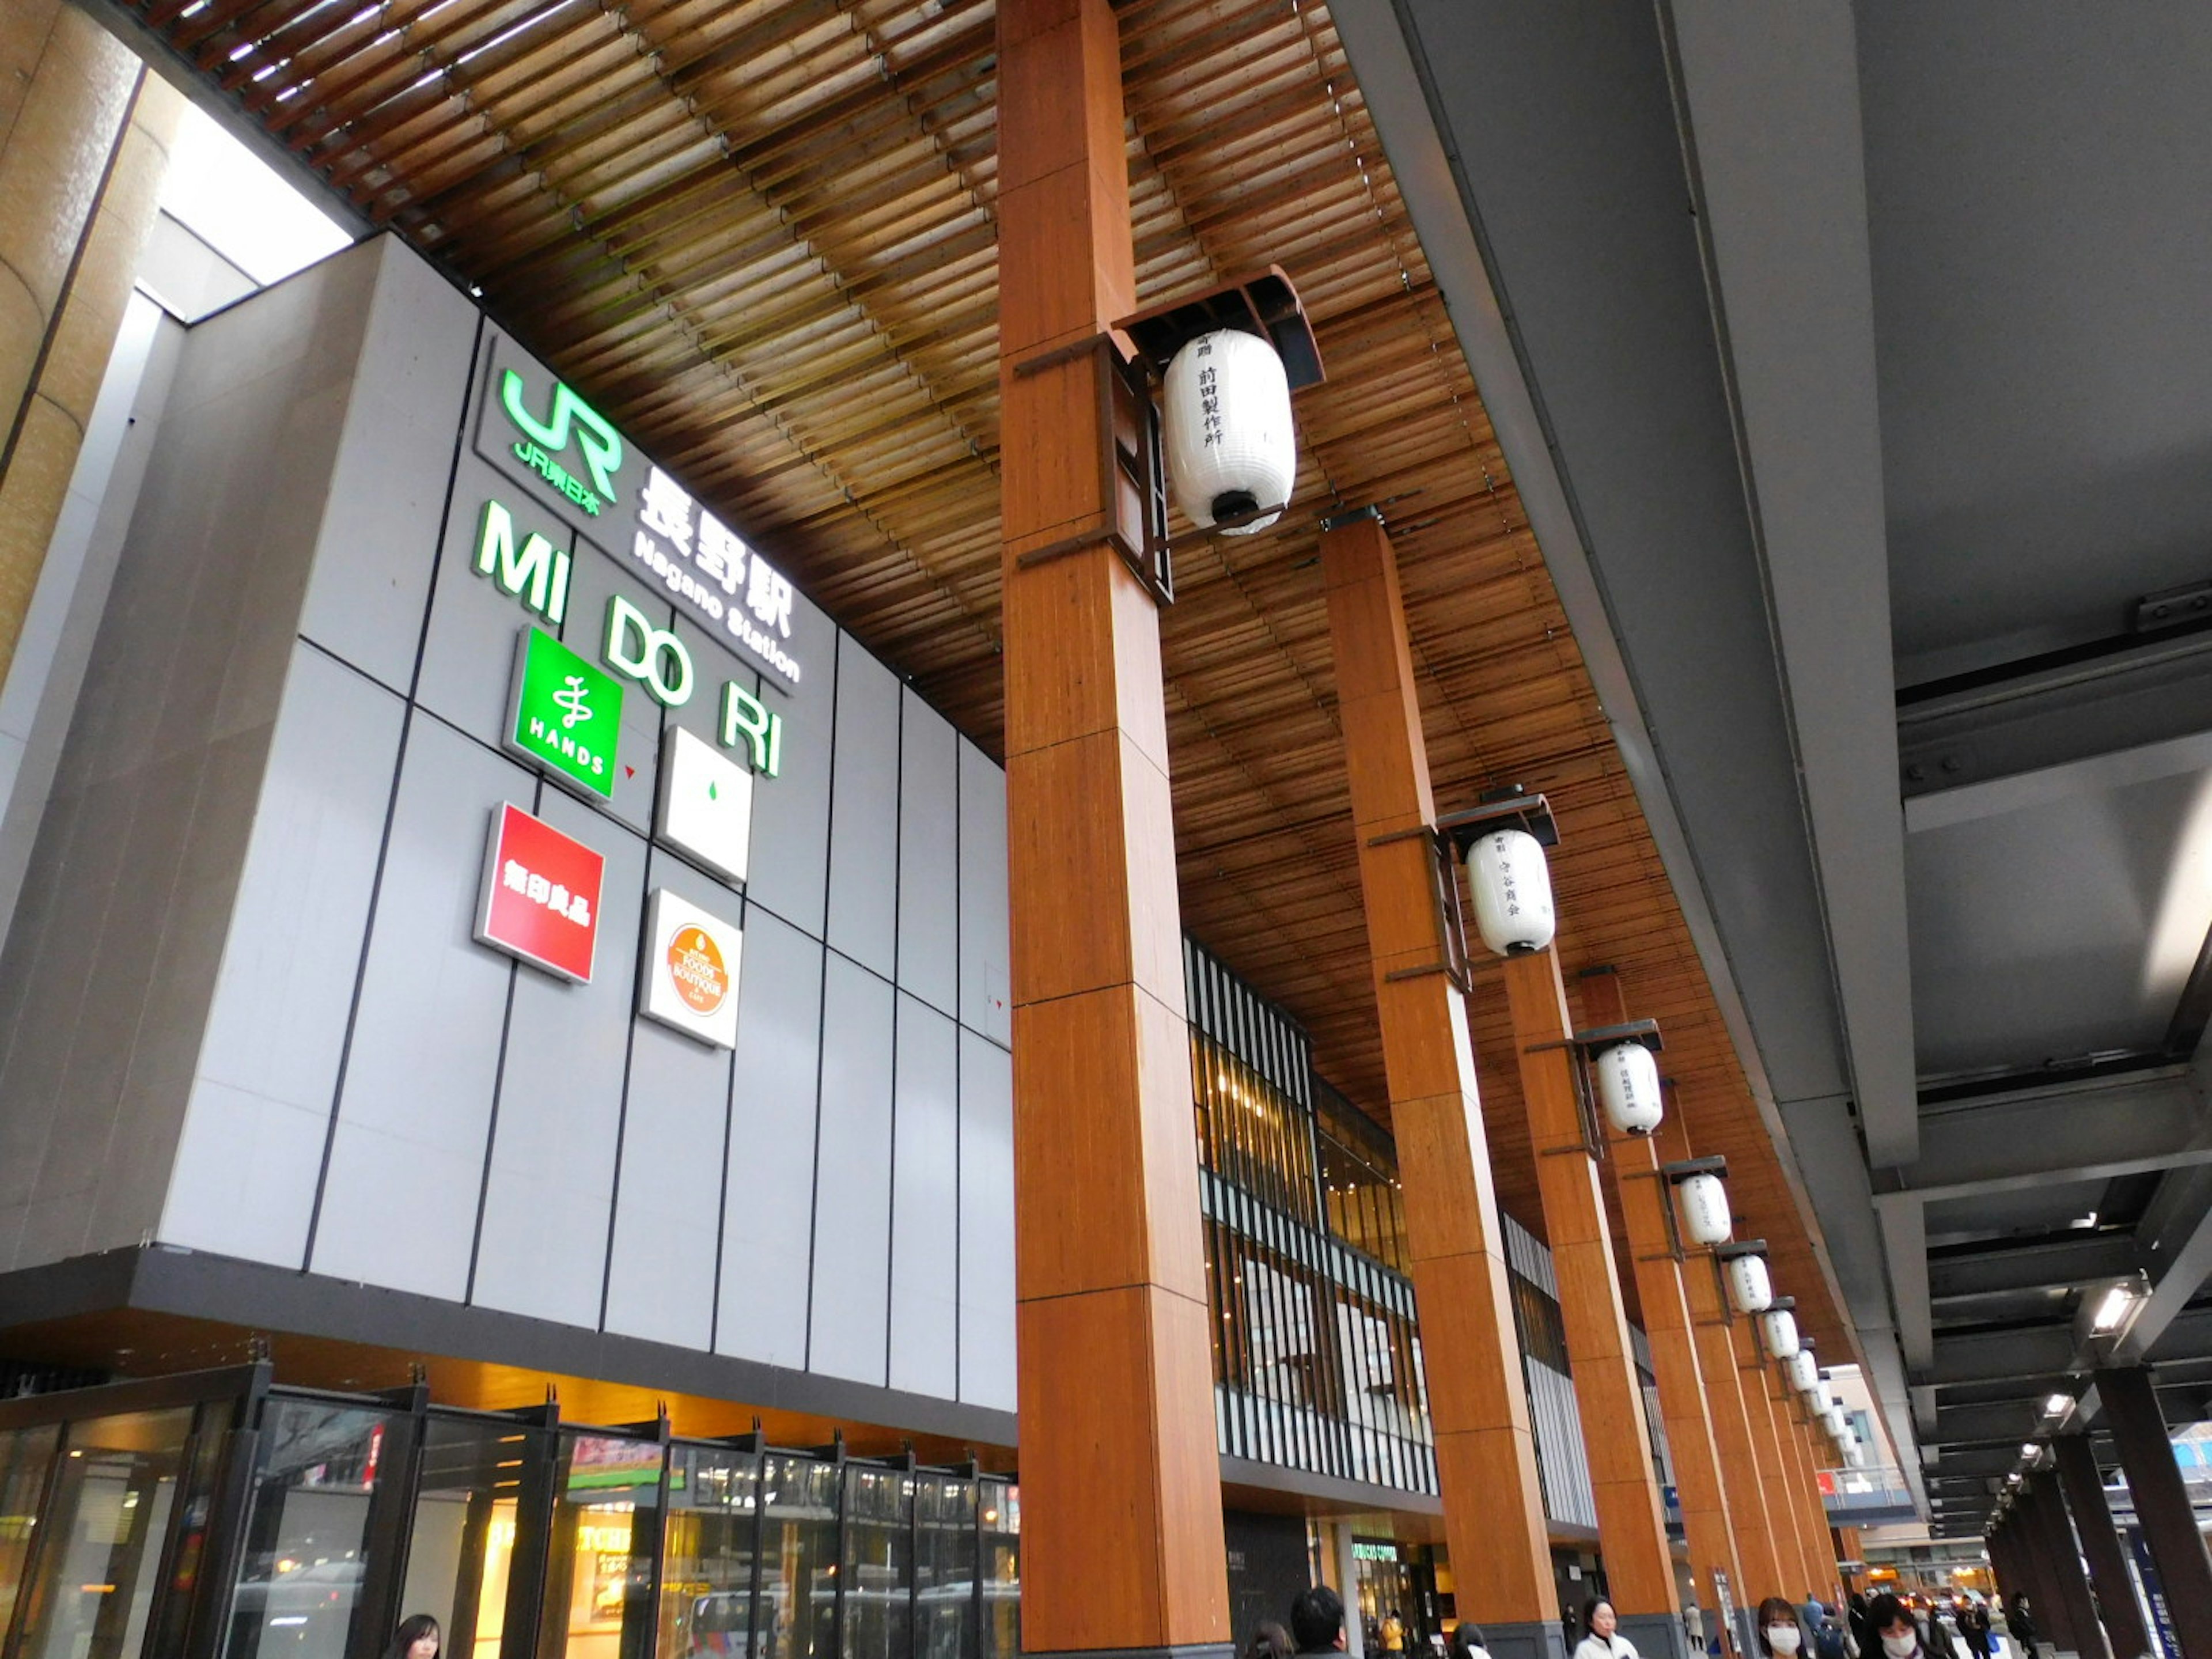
[2053,1433,2148,1659]
[1657,1116,1786,1604]
[1579,974,1744,1652]
[2099,1365,2212,1659]
[1503,952,1685,1656]
[1787,1415,1837,1600]
[1321,511,1561,1659]
[998,4,1230,1655]
[1736,1318,1815,1596]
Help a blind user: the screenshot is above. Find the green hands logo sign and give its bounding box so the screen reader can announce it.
[501,369,623,517]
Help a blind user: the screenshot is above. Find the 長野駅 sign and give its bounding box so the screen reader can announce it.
[482,342,806,696]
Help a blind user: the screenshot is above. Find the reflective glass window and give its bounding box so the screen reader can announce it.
[911,1475,974,1659]
[400,1415,539,1658]
[757,1455,837,1659]
[0,1423,60,1638]
[227,1400,387,1659]
[658,1445,759,1659]
[978,1482,1017,1659]
[838,1466,910,1659]
[539,1432,664,1658]
[16,1406,193,1659]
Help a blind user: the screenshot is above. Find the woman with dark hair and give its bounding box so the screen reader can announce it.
[1448,1623,1491,1659]
[1865,1595,1925,1659]
[384,1613,441,1659]
[1247,1620,1293,1659]
[1756,1596,1806,1658]
[2003,1594,2036,1659]
[1573,1599,1638,1659]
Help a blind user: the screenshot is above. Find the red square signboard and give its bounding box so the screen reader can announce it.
[475,802,606,983]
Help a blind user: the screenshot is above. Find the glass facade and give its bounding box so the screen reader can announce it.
[1184,938,1438,1495]
[0,1374,1015,1659]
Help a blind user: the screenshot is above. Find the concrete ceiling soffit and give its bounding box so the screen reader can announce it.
[1330,0,1915,1490]
[1661,1,1916,1169]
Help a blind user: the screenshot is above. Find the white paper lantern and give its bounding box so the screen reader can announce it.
[1760,1307,1801,1359]
[1674,1172,1732,1246]
[1594,1040,1664,1137]
[1786,1351,1819,1392]
[1846,1442,1868,1468]
[1464,828,1557,956]
[1725,1253,1772,1315]
[1163,328,1296,536]
[1825,1405,1850,1439]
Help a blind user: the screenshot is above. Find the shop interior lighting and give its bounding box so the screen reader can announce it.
[2043,1393,2071,1418]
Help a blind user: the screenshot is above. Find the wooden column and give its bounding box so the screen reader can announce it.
[998,3,1230,1655]
[1736,1317,1815,1597]
[1579,974,1744,1652]
[2053,1433,2149,1659]
[1321,512,1560,1659]
[2099,1365,2212,1659]
[1503,951,1683,1649]
[1787,1414,1838,1601]
[1657,1117,1787,1604]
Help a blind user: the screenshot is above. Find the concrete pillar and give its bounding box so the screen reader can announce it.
[1320,510,1561,1659]
[2052,1434,2150,1659]
[2098,1367,2212,1659]
[997,3,1229,1655]
[0,0,179,694]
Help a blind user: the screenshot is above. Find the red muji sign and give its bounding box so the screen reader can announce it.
[475,802,606,983]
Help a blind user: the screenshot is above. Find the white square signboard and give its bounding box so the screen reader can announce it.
[657,725,754,883]
[640,887,743,1049]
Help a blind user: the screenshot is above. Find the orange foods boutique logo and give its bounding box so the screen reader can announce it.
[640,888,743,1049]
[666,924,729,1014]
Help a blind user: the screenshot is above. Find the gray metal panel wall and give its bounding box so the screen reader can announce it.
[825,646,899,979]
[957,741,1010,1048]
[2,233,1022,1426]
[809,953,896,1384]
[889,993,959,1399]
[957,1029,1016,1410]
[718,906,824,1369]
[896,690,959,1018]
[164,643,404,1264]
[0,241,388,1272]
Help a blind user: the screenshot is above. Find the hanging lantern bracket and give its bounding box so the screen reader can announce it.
[1113,265,1326,391]
[1366,821,1474,994]
[1662,1155,1728,1181]
[1435,786,1560,861]
[1570,1018,1664,1058]
[1010,335,1174,605]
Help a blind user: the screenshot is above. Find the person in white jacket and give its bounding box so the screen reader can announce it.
[1573,1599,1638,1659]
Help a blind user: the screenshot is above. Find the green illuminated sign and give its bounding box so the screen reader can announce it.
[475,499,570,624]
[506,627,623,799]
[500,369,623,517]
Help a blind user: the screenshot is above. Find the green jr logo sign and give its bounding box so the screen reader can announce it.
[501,368,623,517]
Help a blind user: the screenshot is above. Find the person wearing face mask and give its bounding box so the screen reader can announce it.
[1572,1599,1638,1659]
[1756,1597,1805,1659]
[1866,1595,1926,1659]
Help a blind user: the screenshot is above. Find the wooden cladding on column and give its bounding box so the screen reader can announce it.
[1503,951,1679,1619]
[998,0,1228,1651]
[1321,512,1554,1625]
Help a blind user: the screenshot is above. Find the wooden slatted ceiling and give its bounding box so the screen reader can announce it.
[137,0,1848,1359]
